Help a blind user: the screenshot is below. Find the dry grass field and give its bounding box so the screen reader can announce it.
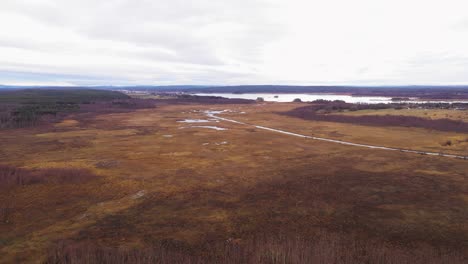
[1,100,467,263]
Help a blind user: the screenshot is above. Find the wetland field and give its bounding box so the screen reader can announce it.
[0,89,467,263]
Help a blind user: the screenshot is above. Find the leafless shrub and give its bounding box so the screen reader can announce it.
[441,140,452,146]
[45,231,466,264]
[0,198,14,224]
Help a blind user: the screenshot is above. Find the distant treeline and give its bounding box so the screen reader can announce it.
[0,89,129,104]
[0,89,258,129]
[282,101,468,133]
[5,85,468,99]
[306,99,468,111]
[3,85,468,99]
[157,94,255,104]
[0,89,130,128]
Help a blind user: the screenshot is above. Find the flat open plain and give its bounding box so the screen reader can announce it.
[1,101,467,262]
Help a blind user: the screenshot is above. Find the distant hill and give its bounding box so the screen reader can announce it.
[1,85,468,99]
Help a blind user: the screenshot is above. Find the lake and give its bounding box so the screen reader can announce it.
[194,93,393,104]
[193,93,468,104]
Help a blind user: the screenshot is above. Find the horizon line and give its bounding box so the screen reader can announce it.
[2,84,468,88]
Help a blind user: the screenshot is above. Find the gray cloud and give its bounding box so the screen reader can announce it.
[3,0,281,66]
[1,0,468,85]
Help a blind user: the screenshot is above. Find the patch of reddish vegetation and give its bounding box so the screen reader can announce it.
[283,104,468,133]
[0,165,98,188]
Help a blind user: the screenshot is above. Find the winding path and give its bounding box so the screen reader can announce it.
[205,110,467,160]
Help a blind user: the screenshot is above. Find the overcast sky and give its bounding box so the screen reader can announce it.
[1,0,468,86]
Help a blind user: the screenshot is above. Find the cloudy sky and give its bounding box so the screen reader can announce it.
[1,0,468,86]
